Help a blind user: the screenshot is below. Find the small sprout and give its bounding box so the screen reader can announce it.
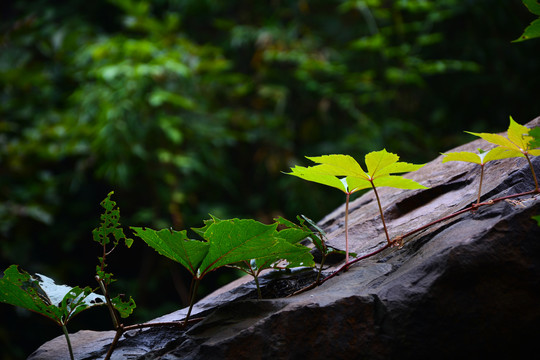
[286,150,428,264]
[465,117,540,191]
[442,147,515,204]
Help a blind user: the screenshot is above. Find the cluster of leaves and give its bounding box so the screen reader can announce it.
[0,192,135,360]
[287,149,428,262]
[443,117,540,198]
[132,216,316,321]
[92,192,136,320]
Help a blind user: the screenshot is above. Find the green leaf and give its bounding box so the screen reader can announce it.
[523,0,540,15]
[529,127,540,148]
[111,295,136,318]
[131,227,209,276]
[93,191,133,248]
[533,215,540,226]
[513,18,540,42]
[306,154,368,178]
[287,165,348,192]
[466,117,540,156]
[513,1,540,42]
[0,265,105,326]
[198,218,287,276]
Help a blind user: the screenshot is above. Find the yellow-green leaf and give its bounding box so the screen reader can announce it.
[442,151,483,164]
[372,175,429,190]
[465,131,517,151]
[507,116,533,150]
[305,154,367,178]
[465,117,538,156]
[287,150,427,193]
[364,149,399,178]
[287,165,348,192]
[442,147,519,165]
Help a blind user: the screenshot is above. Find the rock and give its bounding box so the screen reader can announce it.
[29,118,540,359]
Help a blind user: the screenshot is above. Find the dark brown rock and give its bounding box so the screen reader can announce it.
[29,118,540,360]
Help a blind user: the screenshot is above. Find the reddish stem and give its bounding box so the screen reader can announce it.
[371,181,391,244]
[345,192,350,263]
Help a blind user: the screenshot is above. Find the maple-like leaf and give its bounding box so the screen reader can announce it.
[465,117,540,192]
[441,147,516,165]
[130,227,209,276]
[288,149,427,194]
[465,117,540,157]
[286,150,427,258]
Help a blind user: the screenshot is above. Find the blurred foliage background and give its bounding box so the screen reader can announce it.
[1,0,538,358]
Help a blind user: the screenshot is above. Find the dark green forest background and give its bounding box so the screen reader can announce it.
[1,0,538,358]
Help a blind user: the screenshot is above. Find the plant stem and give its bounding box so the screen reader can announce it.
[316,254,326,284]
[184,278,200,327]
[371,182,391,244]
[345,192,350,263]
[96,276,120,329]
[524,153,539,192]
[254,274,262,300]
[104,326,123,360]
[477,164,484,204]
[62,324,75,360]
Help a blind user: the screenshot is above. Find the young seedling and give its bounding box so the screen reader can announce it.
[441,147,516,205]
[286,149,427,263]
[0,266,106,360]
[276,215,348,284]
[466,117,540,192]
[195,215,314,299]
[228,218,314,299]
[132,217,314,324]
[92,191,136,330]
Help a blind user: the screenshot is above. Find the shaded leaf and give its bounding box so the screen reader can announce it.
[529,127,540,148]
[0,265,105,326]
[198,218,287,276]
[111,295,136,318]
[93,191,133,248]
[131,227,209,276]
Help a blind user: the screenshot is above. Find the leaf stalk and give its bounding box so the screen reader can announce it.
[62,325,75,360]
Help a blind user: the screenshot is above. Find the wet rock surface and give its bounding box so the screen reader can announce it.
[29,118,540,359]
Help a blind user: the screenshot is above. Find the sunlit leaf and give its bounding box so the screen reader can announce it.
[288,150,427,194]
[287,165,348,192]
[442,147,517,165]
[466,117,540,156]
